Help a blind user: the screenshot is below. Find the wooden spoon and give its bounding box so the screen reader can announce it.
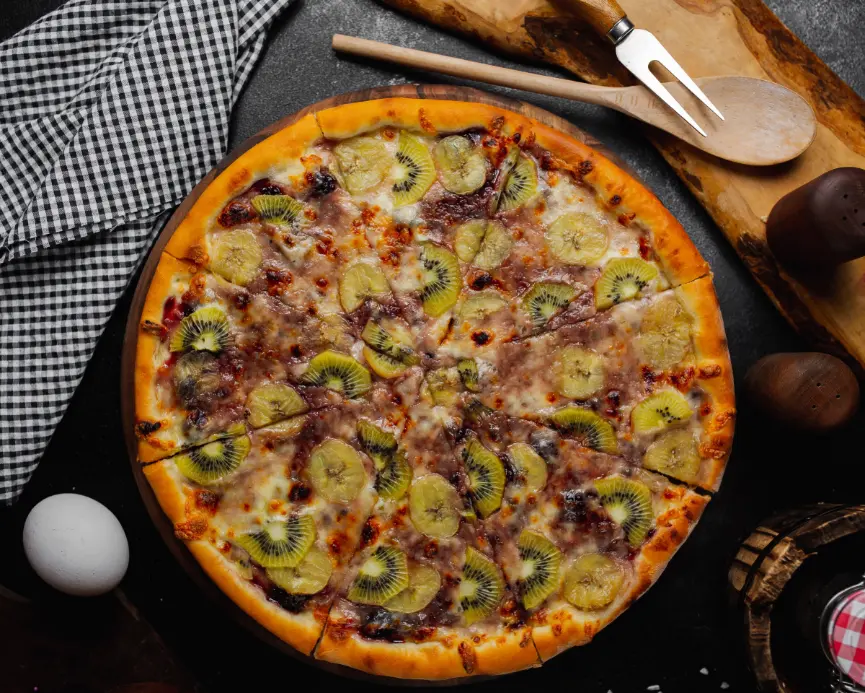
[333,34,817,167]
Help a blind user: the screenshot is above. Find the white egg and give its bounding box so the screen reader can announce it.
[23,493,129,596]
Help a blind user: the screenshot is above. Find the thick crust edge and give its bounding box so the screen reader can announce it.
[315,619,539,680]
[135,253,196,463]
[164,113,323,265]
[677,275,736,491]
[142,462,325,655]
[532,489,709,661]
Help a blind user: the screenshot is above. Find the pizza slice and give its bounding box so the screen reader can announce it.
[315,402,538,679]
[141,406,381,655]
[433,275,735,491]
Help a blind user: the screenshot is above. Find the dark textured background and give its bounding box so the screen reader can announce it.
[1,1,864,692]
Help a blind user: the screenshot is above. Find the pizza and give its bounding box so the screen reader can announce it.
[134,98,735,680]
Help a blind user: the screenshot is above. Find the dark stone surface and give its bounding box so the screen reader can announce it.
[1,1,864,692]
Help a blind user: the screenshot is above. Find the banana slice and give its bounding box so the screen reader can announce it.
[307,439,367,504]
[563,553,624,610]
[507,443,548,492]
[643,429,701,483]
[546,212,609,265]
[434,135,489,194]
[472,221,513,270]
[385,564,441,613]
[409,474,461,538]
[267,546,333,595]
[459,291,508,322]
[246,383,307,428]
[637,296,693,370]
[339,262,391,313]
[210,230,262,286]
[454,220,487,263]
[334,136,392,194]
[556,346,605,400]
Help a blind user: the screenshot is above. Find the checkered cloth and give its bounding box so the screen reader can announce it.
[0,0,295,503]
[829,587,865,687]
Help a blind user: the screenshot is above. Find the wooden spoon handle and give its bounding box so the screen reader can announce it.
[555,0,627,37]
[332,35,618,108]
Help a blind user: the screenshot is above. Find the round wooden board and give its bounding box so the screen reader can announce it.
[120,84,621,683]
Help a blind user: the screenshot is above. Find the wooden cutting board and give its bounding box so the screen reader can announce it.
[381,0,865,374]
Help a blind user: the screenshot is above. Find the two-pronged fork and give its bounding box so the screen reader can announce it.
[560,0,723,136]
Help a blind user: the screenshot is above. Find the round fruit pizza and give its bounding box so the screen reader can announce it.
[134,98,735,680]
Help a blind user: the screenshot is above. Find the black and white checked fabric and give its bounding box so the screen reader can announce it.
[0,0,295,503]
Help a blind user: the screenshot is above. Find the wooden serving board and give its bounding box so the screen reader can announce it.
[120,84,615,681]
[380,0,865,374]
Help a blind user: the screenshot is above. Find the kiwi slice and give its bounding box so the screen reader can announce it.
[643,429,701,483]
[234,515,316,569]
[521,282,577,330]
[173,351,221,405]
[385,564,441,613]
[454,220,487,263]
[595,258,659,310]
[376,449,412,500]
[210,230,263,286]
[409,474,462,538]
[348,546,410,606]
[507,442,548,492]
[301,350,371,398]
[308,439,368,504]
[170,306,231,353]
[393,132,436,207]
[459,547,505,626]
[251,194,306,227]
[517,530,562,610]
[632,390,693,433]
[637,296,693,371]
[563,553,624,610]
[356,419,398,470]
[463,438,506,519]
[363,346,408,379]
[457,359,481,392]
[556,346,605,400]
[426,367,462,407]
[594,477,654,546]
[339,262,391,313]
[267,546,333,595]
[334,136,391,194]
[246,383,307,428]
[361,320,418,365]
[459,291,508,322]
[548,407,618,454]
[498,155,538,212]
[433,135,489,195]
[175,434,250,484]
[545,212,609,265]
[419,243,462,317]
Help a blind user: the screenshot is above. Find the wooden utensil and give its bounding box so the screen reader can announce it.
[744,352,860,432]
[333,34,816,167]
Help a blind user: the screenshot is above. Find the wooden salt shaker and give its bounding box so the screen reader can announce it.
[767,168,865,270]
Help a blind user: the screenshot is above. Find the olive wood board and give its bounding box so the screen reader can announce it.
[380,0,865,376]
[120,84,635,684]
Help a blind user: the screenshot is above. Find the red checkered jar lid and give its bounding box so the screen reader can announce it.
[827,587,865,687]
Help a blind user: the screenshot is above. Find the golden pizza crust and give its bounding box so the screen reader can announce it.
[164,113,323,266]
[142,462,326,655]
[315,617,539,680]
[676,275,736,491]
[532,488,709,661]
[135,253,197,463]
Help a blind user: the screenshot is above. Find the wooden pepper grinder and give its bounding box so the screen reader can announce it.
[744,353,859,432]
[767,167,865,270]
